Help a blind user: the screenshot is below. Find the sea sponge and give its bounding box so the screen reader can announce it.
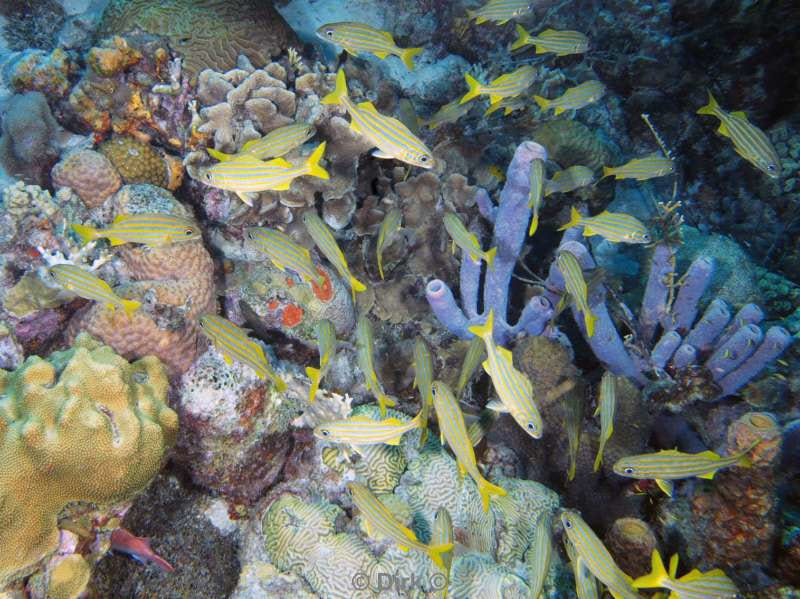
[98,0,297,81]
[7,47,73,97]
[0,333,177,586]
[51,149,122,209]
[43,554,92,599]
[532,120,609,172]
[0,91,62,185]
[604,517,658,578]
[98,136,168,188]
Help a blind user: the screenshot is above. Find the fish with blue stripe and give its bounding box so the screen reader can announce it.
[544,165,595,196]
[561,510,640,599]
[528,512,553,599]
[349,482,453,570]
[322,69,434,168]
[565,538,600,599]
[314,410,422,445]
[484,96,526,117]
[512,26,590,56]
[356,315,395,417]
[468,309,543,439]
[433,507,454,588]
[420,99,473,130]
[316,22,423,70]
[376,207,402,279]
[697,90,781,178]
[302,209,366,302]
[467,0,532,24]
[413,337,434,448]
[245,227,325,287]
[199,314,287,391]
[71,213,200,247]
[559,206,651,244]
[457,335,486,394]
[305,319,337,403]
[613,447,752,497]
[593,371,617,471]
[534,80,606,115]
[460,64,537,105]
[207,123,316,162]
[601,152,674,181]
[443,211,497,269]
[634,550,738,599]
[528,157,545,236]
[48,264,141,320]
[203,142,329,206]
[432,381,507,513]
[557,250,597,337]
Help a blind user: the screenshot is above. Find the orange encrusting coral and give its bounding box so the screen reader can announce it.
[281,304,304,328]
[310,267,334,302]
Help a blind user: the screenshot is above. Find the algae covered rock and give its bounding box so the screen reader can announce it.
[0,333,178,586]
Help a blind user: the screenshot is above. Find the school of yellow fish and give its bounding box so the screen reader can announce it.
[46,2,779,595]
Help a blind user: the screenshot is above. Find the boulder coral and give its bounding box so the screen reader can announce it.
[0,333,177,586]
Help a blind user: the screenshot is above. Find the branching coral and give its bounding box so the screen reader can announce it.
[0,333,177,586]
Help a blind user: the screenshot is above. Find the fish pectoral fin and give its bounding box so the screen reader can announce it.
[488,94,504,105]
[384,435,403,446]
[457,461,466,479]
[236,191,255,206]
[222,354,233,366]
[356,101,379,113]
[371,149,393,159]
[271,261,287,272]
[655,479,674,497]
[486,399,509,413]
[373,51,389,59]
[731,110,747,120]
[265,157,292,168]
[716,122,730,137]
[270,182,292,191]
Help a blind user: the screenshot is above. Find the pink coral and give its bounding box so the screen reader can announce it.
[51,150,122,208]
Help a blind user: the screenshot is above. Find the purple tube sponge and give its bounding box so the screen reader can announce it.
[669,256,714,334]
[717,326,793,396]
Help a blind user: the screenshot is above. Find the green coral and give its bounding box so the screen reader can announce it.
[0,333,178,586]
[98,0,297,81]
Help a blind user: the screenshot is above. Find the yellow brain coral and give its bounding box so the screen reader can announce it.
[0,333,178,586]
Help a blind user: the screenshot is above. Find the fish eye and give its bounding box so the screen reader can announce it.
[527,423,536,432]
[419,155,429,163]
[623,467,635,475]
[320,429,330,436]
[325,30,334,37]
[564,518,572,529]
[642,234,652,242]
[767,164,777,172]
[185,228,194,236]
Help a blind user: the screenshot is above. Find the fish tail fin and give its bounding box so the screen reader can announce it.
[585,309,597,337]
[322,68,348,105]
[633,550,669,589]
[697,90,719,116]
[485,246,497,270]
[377,251,385,279]
[401,47,423,70]
[207,147,233,161]
[305,142,329,180]
[467,309,494,340]
[70,223,98,246]
[593,447,603,472]
[460,73,482,104]
[271,373,288,392]
[558,205,582,231]
[511,24,529,50]
[533,95,550,110]
[427,542,454,571]
[528,212,539,236]
[478,476,507,513]
[600,165,615,180]
[121,299,141,320]
[306,366,321,402]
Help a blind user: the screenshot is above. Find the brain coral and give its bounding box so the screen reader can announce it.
[98,0,297,80]
[51,149,122,208]
[0,333,178,586]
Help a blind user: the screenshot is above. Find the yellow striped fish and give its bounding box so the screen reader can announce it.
[433,507,454,589]
[560,510,640,599]
[203,142,329,205]
[207,123,316,161]
[314,410,422,445]
[697,90,781,178]
[528,512,553,599]
[534,80,606,115]
[557,250,597,337]
[457,335,486,394]
[558,206,651,244]
[302,209,366,302]
[544,165,595,196]
[376,207,402,279]
[484,96,526,117]
[565,539,600,599]
[71,213,200,247]
[634,550,738,599]
[613,448,752,497]
[528,157,545,236]
[468,309,543,439]
[349,482,453,570]
[443,211,497,269]
[199,314,287,391]
[322,69,434,168]
[48,264,141,320]
[245,227,325,287]
[413,338,434,448]
[432,381,507,513]
[305,319,336,403]
[316,22,423,70]
[460,65,537,105]
[564,390,583,482]
[512,26,590,55]
[601,152,674,181]
[356,315,396,417]
[420,99,473,130]
[467,0,532,24]
[593,371,616,471]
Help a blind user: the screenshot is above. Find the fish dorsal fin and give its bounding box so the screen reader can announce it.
[731,111,747,120]
[539,28,558,37]
[108,237,127,246]
[240,138,261,152]
[497,346,514,362]
[112,214,134,225]
[655,479,674,497]
[357,101,379,113]
[695,450,722,460]
[679,569,704,582]
[374,51,389,59]
[265,157,293,168]
[486,399,509,413]
[382,417,407,427]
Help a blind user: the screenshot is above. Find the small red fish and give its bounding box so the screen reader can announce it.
[111,528,174,572]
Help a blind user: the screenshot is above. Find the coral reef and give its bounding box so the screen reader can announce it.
[51,149,121,208]
[0,91,62,184]
[0,333,177,587]
[98,135,169,188]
